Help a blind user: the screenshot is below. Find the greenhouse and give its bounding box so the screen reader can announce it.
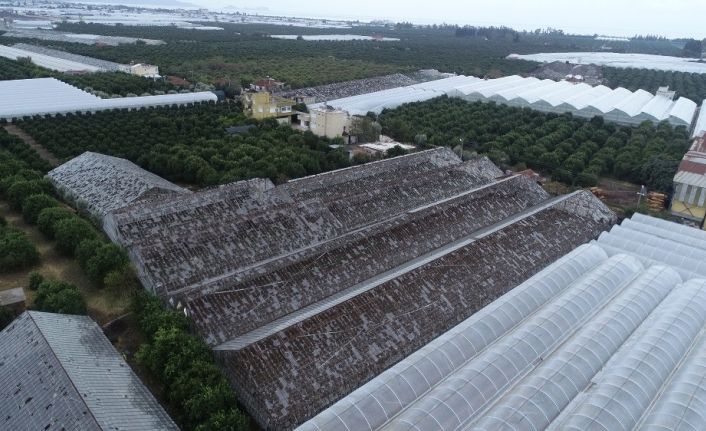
[315,73,699,128]
[0,78,218,120]
[48,152,190,226]
[509,52,706,74]
[451,76,697,128]
[299,214,706,431]
[0,44,103,72]
[307,75,481,115]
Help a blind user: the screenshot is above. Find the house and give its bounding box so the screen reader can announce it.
[300,106,352,139]
[243,91,294,124]
[0,311,179,430]
[358,135,415,156]
[120,63,160,78]
[250,77,285,92]
[671,136,706,226]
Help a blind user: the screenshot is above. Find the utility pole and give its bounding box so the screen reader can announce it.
[636,185,647,211]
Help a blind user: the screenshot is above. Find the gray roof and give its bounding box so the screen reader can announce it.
[47,152,189,223]
[217,190,615,430]
[0,287,25,306]
[104,148,615,429]
[0,311,179,431]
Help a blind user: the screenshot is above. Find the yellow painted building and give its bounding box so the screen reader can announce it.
[671,137,706,228]
[244,92,294,123]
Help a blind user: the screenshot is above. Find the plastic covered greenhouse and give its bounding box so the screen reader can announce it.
[451,76,697,128]
[0,44,103,72]
[313,73,699,129]
[299,214,706,431]
[0,78,217,120]
[307,75,481,115]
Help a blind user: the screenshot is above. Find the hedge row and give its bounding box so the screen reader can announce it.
[131,291,250,430]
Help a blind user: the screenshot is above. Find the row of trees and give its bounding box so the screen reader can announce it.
[0,130,88,315]
[0,126,250,429]
[131,291,250,430]
[18,103,353,186]
[0,128,52,274]
[603,67,706,104]
[379,96,690,192]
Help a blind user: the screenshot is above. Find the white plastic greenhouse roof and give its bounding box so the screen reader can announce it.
[308,75,482,115]
[0,78,218,119]
[0,44,102,72]
[299,214,706,431]
[449,76,697,127]
[319,73,699,128]
[510,52,706,74]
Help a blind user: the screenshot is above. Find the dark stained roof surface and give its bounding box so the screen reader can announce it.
[217,191,615,430]
[47,151,189,223]
[101,147,615,430]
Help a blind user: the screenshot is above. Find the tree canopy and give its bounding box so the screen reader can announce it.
[379,96,689,192]
[19,103,352,186]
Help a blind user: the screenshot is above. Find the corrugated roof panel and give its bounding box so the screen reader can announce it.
[557,85,613,110]
[583,87,634,114]
[516,80,573,105]
[488,77,548,102]
[612,89,654,117]
[538,82,593,108]
[450,75,525,98]
[640,95,676,121]
[0,312,179,431]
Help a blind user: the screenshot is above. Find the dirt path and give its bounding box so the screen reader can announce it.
[4,124,60,167]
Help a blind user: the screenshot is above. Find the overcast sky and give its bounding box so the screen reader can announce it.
[189,0,705,39]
